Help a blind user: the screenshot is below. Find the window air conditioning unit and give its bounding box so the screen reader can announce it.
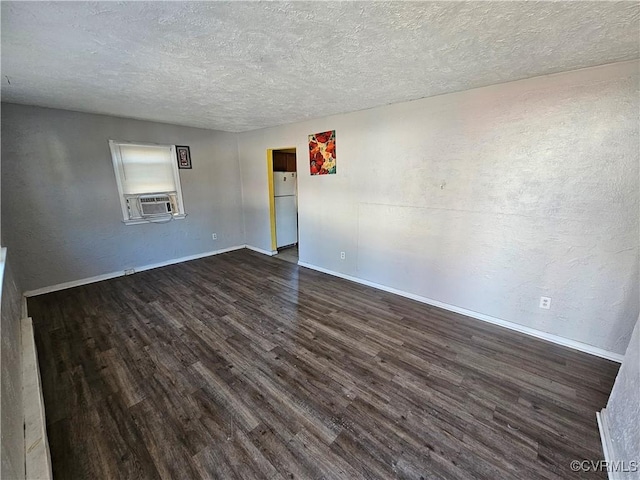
[137,193,173,217]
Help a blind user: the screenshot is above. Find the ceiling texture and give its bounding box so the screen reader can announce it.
[1,1,639,132]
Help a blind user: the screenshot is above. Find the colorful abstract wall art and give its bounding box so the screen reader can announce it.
[308,130,336,175]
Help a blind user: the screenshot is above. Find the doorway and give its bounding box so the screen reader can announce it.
[267,147,298,264]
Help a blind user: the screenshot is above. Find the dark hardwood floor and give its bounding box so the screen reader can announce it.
[28,249,619,479]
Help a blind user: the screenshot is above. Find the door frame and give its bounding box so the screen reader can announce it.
[267,147,297,252]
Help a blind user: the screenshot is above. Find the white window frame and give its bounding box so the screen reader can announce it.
[109,140,187,225]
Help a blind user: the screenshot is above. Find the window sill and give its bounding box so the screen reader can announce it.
[123,214,187,226]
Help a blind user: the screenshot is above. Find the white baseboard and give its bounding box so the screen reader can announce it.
[21,294,29,320]
[23,245,246,297]
[132,245,245,273]
[0,248,6,307]
[245,245,277,256]
[25,270,124,297]
[597,408,620,480]
[22,317,52,480]
[297,261,624,363]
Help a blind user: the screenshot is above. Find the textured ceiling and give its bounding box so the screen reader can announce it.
[1,1,639,132]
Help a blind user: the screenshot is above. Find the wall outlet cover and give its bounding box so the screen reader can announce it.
[539,296,551,309]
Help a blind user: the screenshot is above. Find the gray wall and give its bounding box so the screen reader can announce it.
[1,253,24,480]
[605,317,639,475]
[238,61,639,356]
[1,104,244,291]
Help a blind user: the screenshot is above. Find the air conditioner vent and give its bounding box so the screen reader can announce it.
[140,196,170,203]
[137,193,173,217]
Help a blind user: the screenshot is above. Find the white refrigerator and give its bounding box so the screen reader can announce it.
[273,172,298,248]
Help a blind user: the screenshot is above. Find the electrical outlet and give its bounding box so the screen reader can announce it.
[124,269,135,276]
[340,251,346,260]
[539,296,551,310]
[212,233,217,240]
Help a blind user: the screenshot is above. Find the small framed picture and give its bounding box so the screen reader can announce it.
[176,145,192,169]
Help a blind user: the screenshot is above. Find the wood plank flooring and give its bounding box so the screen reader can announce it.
[28,249,619,479]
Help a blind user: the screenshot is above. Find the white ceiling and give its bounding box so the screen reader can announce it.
[1,1,638,132]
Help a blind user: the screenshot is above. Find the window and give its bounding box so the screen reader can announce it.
[109,140,186,224]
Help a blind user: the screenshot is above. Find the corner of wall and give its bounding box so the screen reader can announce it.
[1,249,26,480]
[1,248,52,480]
[235,133,248,246]
[21,315,53,480]
[599,317,640,476]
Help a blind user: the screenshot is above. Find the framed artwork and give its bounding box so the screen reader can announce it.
[176,145,192,169]
[308,130,336,175]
